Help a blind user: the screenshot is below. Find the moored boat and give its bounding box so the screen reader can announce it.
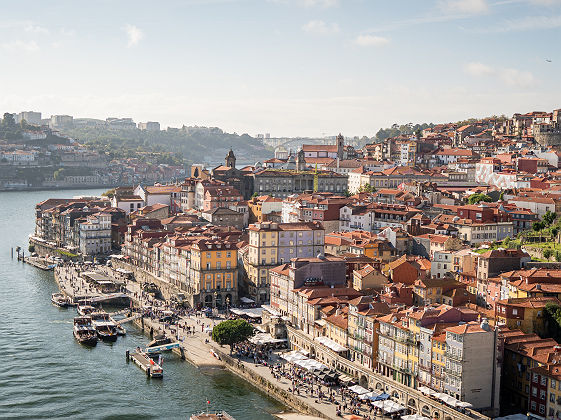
[77,304,96,316]
[73,316,98,346]
[51,292,71,308]
[90,311,118,342]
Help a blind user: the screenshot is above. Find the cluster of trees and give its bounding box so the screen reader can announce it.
[544,303,561,342]
[375,122,434,142]
[533,210,558,233]
[62,126,271,166]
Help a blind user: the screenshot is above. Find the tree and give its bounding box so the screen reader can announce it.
[544,249,553,260]
[358,183,375,193]
[2,112,15,127]
[212,319,255,353]
[533,221,544,232]
[468,193,492,205]
[53,168,65,181]
[543,210,557,226]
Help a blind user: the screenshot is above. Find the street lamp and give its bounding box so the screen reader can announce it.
[226,296,230,318]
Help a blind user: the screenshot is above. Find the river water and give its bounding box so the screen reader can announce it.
[0,189,285,420]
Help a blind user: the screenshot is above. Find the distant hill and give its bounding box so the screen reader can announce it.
[61,126,272,166]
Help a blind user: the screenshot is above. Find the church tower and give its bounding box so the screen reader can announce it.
[336,133,344,159]
[225,148,236,168]
[296,149,306,171]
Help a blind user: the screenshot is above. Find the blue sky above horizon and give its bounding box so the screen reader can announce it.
[1,0,560,137]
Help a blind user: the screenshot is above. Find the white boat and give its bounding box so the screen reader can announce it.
[51,293,71,308]
[77,304,96,316]
[90,311,118,341]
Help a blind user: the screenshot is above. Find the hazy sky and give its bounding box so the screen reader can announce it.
[1,0,560,137]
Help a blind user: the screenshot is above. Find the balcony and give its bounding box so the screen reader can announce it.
[444,366,462,376]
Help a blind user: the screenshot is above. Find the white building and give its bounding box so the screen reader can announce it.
[50,115,73,129]
[111,195,145,214]
[443,321,500,415]
[431,250,453,279]
[16,111,42,125]
[508,196,556,218]
[78,213,111,256]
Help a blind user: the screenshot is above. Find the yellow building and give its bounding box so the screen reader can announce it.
[190,239,238,309]
[496,297,560,336]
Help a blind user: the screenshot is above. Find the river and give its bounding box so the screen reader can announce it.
[0,189,285,420]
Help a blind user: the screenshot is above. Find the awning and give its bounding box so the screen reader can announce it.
[280,350,308,363]
[456,401,473,408]
[248,332,287,345]
[348,385,370,395]
[371,400,405,414]
[338,374,355,384]
[314,336,348,352]
[229,307,263,318]
[418,386,437,397]
[402,415,431,420]
[240,297,255,303]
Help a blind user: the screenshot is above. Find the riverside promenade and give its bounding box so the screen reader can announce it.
[54,263,486,420]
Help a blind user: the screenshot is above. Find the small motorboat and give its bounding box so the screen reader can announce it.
[73,316,98,346]
[51,293,71,308]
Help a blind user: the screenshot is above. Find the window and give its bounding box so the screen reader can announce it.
[541,376,547,386]
[534,373,539,383]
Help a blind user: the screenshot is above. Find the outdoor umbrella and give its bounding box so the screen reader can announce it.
[401,415,430,420]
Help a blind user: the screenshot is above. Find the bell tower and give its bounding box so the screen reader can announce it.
[225,148,236,168]
[336,133,344,159]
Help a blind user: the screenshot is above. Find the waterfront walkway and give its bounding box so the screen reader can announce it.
[53,263,471,420]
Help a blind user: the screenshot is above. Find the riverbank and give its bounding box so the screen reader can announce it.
[54,264,337,419]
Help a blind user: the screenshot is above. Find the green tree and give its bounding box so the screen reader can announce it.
[212,319,255,353]
[468,193,492,205]
[533,221,544,232]
[53,168,65,181]
[358,183,375,193]
[2,112,15,127]
[544,249,553,260]
[543,210,557,226]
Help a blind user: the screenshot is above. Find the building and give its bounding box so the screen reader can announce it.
[189,239,238,309]
[201,207,244,230]
[78,212,112,256]
[496,297,560,336]
[244,221,325,304]
[16,111,42,125]
[138,121,160,131]
[50,114,73,129]
[252,168,348,199]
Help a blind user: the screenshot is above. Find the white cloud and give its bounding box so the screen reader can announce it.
[353,34,389,47]
[493,15,561,32]
[499,68,535,88]
[439,0,489,14]
[300,0,338,7]
[124,24,144,47]
[1,40,39,52]
[465,61,494,76]
[529,0,561,5]
[270,0,338,7]
[465,62,535,88]
[23,23,49,34]
[302,20,339,35]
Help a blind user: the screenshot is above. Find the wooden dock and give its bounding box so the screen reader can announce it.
[129,350,163,378]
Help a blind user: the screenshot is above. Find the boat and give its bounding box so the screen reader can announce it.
[73,316,98,346]
[77,304,96,316]
[90,311,118,342]
[129,348,163,378]
[190,410,236,420]
[147,333,173,348]
[51,292,71,308]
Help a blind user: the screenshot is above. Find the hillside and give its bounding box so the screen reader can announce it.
[62,126,272,166]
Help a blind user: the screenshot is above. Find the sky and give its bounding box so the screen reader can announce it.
[0,0,560,137]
